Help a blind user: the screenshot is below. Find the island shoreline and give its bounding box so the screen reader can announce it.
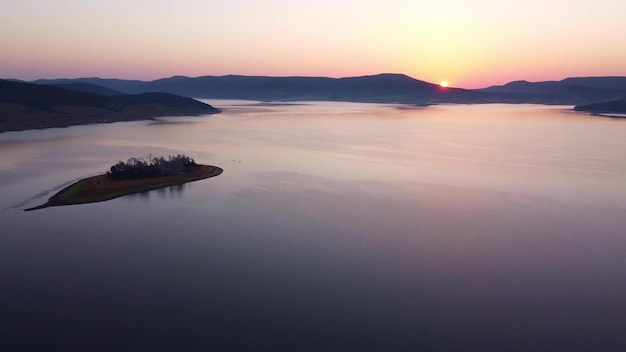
[25,164,222,211]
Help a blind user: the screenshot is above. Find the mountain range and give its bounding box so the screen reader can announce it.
[28,74,626,105]
[3,74,626,132]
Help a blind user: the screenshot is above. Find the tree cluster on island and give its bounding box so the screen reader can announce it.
[107,154,198,180]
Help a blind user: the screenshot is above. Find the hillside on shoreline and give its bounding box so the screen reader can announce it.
[574,99,626,115]
[0,80,221,132]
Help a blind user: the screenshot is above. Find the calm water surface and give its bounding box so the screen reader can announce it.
[1,102,625,351]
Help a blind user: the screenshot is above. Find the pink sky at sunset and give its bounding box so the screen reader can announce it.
[1,0,625,89]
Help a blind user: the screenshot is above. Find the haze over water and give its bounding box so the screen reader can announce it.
[1,102,625,351]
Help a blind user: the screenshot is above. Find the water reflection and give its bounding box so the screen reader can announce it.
[0,102,625,351]
[157,182,187,199]
[122,180,189,203]
[127,183,187,202]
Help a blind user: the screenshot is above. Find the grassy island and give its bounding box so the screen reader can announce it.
[25,155,222,211]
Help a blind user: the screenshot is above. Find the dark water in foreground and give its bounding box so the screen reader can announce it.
[1,102,625,351]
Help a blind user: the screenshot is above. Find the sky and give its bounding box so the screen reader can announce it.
[1,0,625,88]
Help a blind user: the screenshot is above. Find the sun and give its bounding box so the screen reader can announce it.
[440,81,449,88]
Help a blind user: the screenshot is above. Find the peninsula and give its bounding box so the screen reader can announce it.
[25,155,222,211]
[0,79,221,132]
[574,99,626,115]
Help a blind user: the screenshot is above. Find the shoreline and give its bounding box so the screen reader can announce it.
[0,108,221,133]
[25,165,222,211]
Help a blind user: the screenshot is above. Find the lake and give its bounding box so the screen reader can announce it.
[1,101,625,351]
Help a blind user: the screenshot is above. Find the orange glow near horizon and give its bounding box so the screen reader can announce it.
[1,1,625,89]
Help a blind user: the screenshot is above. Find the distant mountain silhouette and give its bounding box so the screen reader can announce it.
[32,74,626,105]
[574,99,626,115]
[0,80,220,132]
[34,77,149,95]
[34,74,494,104]
[49,82,125,95]
[479,77,626,104]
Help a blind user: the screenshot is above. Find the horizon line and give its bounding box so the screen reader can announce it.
[4,72,626,90]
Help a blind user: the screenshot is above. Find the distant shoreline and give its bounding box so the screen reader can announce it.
[574,99,626,117]
[0,107,220,133]
[25,165,222,211]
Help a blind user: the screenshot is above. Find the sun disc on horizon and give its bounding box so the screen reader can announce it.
[440,81,449,88]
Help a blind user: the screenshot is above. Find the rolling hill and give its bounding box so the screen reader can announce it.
[478,77,626,104]
[0,80,220,132]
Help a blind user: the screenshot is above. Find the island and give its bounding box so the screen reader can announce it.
[25,155,222,211]
[574,99,626,115]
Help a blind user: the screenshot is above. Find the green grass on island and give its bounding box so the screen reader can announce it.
[25,155,222,211]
